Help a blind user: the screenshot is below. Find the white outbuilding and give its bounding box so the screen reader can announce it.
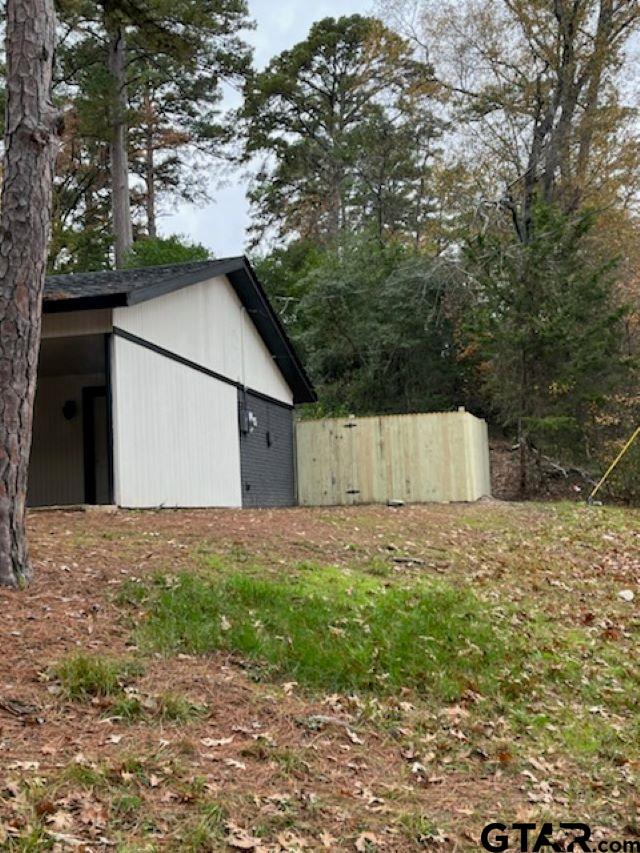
[32,257,315,509]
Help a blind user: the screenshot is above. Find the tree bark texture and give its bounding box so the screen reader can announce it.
[108,22,133,267]
[0,0,58,587]
[143,86,157,239]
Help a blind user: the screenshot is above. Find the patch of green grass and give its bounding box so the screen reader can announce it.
[110,695,146,722]
[58,761,109,789]
[52,653,143,700]
[155,692,205,723]
[458,513,512,531]
[128,565,520,700]
[112,792,143,818]
[54,756,149,797]
[400,811,447,846]
[365,556,392,577]
[561,717,624,759]
[118,755,148,779]
[3,825,54,851]
[268,746,310,776]
[173,802,227,851]
[109,691,205,724]
[226,545,251,563]
[116,579,150,607]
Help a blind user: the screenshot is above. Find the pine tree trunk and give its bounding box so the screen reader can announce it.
[107,22,133,268]
[146,149,157,239]
[143,88,157,239]
[0,0,58,588]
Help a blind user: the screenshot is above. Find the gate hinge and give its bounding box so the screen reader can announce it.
[346,489,360,495]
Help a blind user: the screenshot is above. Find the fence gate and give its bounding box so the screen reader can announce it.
[295,410,491,507]
[343,417,359,505]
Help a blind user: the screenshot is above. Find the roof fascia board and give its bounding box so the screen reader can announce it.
[43,293,128,314]
[227,260,316,404]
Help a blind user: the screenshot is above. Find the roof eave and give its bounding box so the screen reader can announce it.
[43,293,128,313]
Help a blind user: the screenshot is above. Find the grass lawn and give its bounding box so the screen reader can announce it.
[0,500,638,850]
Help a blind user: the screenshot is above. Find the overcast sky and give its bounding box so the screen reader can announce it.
[163,0,372,257]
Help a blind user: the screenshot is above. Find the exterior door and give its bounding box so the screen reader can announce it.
[82,386,112,504]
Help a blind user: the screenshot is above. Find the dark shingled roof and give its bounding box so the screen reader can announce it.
[44,258,244,307]
[44,257,316,405]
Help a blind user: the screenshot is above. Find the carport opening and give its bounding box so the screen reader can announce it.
[29,334,113,507]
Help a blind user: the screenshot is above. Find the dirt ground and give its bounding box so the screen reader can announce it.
[0,501,638,851]
[489,440,591,502]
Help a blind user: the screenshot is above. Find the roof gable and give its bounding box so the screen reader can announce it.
[44,257,316,404]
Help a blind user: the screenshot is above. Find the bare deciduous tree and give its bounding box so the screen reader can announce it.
[0,0,58,587]
[380,0,640,242]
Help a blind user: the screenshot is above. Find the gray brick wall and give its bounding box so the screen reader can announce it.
[238,390,295,508]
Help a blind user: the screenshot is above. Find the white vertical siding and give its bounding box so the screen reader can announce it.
[113,276,294,405]
[111,335,242,508]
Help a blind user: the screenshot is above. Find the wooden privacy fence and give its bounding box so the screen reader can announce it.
[295,410,491,506]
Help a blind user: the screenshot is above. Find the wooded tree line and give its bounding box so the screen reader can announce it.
[3,0,640,501]
[248,2,640,499]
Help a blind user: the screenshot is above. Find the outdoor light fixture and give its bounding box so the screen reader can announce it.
[62,400,78,421]
[239,406,258,435]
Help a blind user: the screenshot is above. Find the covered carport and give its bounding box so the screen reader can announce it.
[29,316,113,507]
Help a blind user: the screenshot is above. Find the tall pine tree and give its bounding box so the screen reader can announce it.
[55,0,252,267]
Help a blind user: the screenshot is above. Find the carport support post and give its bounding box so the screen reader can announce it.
[0,0,58,587]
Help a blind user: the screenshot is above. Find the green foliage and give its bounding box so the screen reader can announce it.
[49,212,113,274]
[109,695,146,722]
[603,441,640,503]
[241,15,443,245]
[125,0,253,228]
[123,235,212,268]
[111,792,143,818]
[51,0,252,265]
[589,384,640,503]
[2,825,52,851]
[154,692,206,723]
[463,202,630,471]
[523,415,584,459]
[128,565,515,700]
[252,239,323,329]
[266,232,464,415]
[116,579,150,607]
[52,654,143,700]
